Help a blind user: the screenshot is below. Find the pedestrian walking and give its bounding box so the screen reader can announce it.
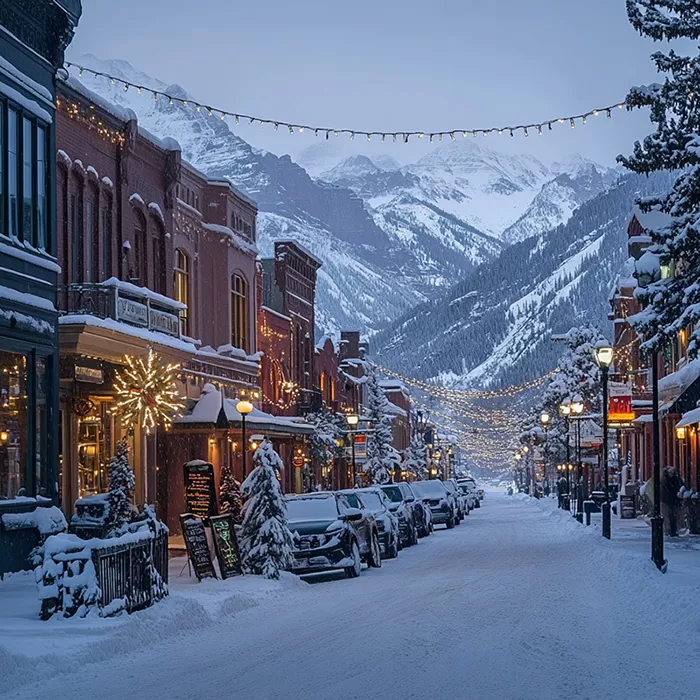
[661,466,684,537]
[557,476,569,509]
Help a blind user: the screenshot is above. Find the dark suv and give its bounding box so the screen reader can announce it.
[410,480,457,529]
[380,482,430,543]
[285,492,382,578]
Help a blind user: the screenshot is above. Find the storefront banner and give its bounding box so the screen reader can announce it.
[609,381,634,422]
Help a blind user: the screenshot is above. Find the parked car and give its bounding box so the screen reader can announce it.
[380,483,419,545]
[400,481,433,537]
[354,488,401,559]
[285,492,382,578]
[444,478,468,520]
[458,477,480,509]
[410,480,457,529]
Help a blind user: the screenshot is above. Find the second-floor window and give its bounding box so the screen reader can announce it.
[85,186,99,283]
[174,248,190,336]
[132,210,147,285]
[231,273,248,351]
[102,196,113,279]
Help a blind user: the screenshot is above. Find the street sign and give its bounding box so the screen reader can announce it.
[354,433,367,460]
[609,381,634,423]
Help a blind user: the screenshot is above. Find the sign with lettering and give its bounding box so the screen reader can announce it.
[209,514,243,579]
[75,365,104,384]
[116,296,148,326]
[149,307,179,337]
[354,433,367,460]
[184,461,218,519]
[609,381,634,423]
[180,513,217,581]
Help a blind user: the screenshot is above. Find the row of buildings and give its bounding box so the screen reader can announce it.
[0,1,414,573]
[609,210,700,497]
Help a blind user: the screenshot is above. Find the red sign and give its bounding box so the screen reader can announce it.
[293,455,305,468]
[609,381,634,423]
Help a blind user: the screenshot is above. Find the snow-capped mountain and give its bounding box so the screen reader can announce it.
[373,171,674,388]
[69,55,424,334]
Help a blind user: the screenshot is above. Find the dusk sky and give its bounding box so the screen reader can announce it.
[68,0,670,166]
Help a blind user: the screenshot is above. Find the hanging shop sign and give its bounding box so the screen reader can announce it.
[609,381,635,423]
[74,365,104,384]
[209,514,243,579]
[183,460,218,519]
[180,513,217,581]
[354,433,367,460]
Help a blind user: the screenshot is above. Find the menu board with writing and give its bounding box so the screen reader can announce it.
[183,461,218,519]
[209,514,243,579]
[180,513,217,581]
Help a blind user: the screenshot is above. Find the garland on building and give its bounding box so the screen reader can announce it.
[114,349,184,433]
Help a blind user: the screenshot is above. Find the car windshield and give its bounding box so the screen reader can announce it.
[411,481,447,498]
[358,492,383,510]
[443,481,457,493]
[285,496,339,521]
[381,485,404,503]
[399,483,416,500]
[343,493,362,509]
[458,484,472,494]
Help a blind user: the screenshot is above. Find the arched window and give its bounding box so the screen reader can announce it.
[85,183,99,283]
[151,219,166,295]
[101,193,113,279]
[132,209,147,285]
[320,371,326,397]
[230,273,248,351]
[174,249,191,336]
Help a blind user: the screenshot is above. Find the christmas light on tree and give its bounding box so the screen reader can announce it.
[114,349,183,433]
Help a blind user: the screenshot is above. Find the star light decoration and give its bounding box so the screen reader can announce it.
[114,350,184,433]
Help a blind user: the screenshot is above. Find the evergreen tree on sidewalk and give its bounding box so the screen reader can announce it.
[403,433,429,479]
[240,439,294,579]
[620,1,700,355]
[308,407,342,488]
[364,365,397,484]
[107,438,136,534]
[219,463,243,524]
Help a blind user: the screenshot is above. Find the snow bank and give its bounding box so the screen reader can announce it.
[1,507,66,536]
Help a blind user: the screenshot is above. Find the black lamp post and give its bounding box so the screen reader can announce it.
[593,341,614,539]
[236,398,254,477]
[347,413,359,487]
[559,399,572,511]
[650,350,666,570]
[571,394,585,522]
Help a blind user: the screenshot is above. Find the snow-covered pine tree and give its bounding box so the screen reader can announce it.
[308,407,341,488]
[520,325,605,466]
[403,433,429,479]
[107,438,136,534]
[219,463,243,524]
[364,365,396,484]
[619,1,700,355]
[240,439,294,579]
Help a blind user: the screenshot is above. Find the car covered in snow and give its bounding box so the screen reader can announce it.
[380,482,429,544]
[443,478,467,521]
[457,477,480,509]
[285,492,382,578]
[353,488,401,559]
[409,480,458,528]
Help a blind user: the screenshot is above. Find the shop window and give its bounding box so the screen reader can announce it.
[231,273,249,351]
[174,248,191,336]
[0,352,27,499]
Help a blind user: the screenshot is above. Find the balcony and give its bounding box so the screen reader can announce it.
[58,278,183,339]
[296,388,323,416]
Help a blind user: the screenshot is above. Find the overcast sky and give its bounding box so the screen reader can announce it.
[68,0,667,167]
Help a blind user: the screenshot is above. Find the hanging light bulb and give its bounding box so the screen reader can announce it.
[168,96,173,105]
[288,125,294,134]
[137,87,142,95]
[524,127,529,137]
[235,115,239,124]
[570,118,575,128]
[538,125,543,135]
[367,133,371,141]
[299,126,305,132]
[350,132,355,140]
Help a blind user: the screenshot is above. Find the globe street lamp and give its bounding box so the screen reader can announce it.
[347,413,359,487]
[236,398,254,477]
[593,341,614,540]
[558,399,573,510]
[571,393,585,522]
[539,413,549,494]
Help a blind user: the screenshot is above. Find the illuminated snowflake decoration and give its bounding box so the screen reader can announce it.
[114,350,184,433]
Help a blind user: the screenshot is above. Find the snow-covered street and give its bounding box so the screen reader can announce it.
[3,492,700,700]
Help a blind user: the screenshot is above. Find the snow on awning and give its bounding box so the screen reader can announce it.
[632,414,653,424]
[676,407,700,428]
[658,359,700,414]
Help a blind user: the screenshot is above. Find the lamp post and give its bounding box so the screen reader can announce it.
[559,399,572,510]
[571,393,585,522]
[650,350,666,570]
[593,341,614,539]
[539,412,550,495]
[347,413,359,487]
[236,398,254,477]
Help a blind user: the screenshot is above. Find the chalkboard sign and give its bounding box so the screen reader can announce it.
[180,513,217,581]
[184,461,218,518]
[209,514,243,579]
[620,495,636,520]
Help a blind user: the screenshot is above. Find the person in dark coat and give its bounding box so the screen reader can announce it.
[557,476,569,509]
[661,466,684,537]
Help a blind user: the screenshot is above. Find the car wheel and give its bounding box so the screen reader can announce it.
[446,516,455,529]
[386,535,399,559]
[369,532,382,568]
[475,500,481,509]
[397,534,403,551]
[410,524,419,546]
[345,541,362,578]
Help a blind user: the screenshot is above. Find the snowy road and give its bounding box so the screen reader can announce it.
[4,493,700,700]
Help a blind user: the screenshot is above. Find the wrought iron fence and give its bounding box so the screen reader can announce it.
[58,283,115,318]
